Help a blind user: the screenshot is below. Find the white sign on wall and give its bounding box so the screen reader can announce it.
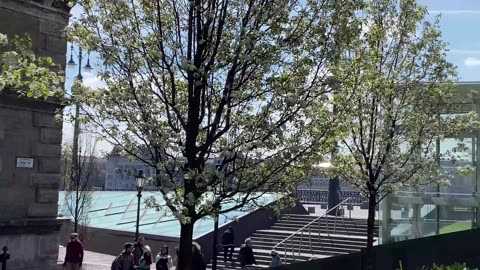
[16,158,34,169]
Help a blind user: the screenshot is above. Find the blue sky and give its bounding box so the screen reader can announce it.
[419,0,480,81]
[63,2,480,154]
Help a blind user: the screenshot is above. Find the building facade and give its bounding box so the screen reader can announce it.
[0,1,70,269]
[105,155,156,190]
[380,82,480,244]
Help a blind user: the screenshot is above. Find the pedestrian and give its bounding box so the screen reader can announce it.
[221,226,235,262]
[238,238,257,268]
[138,245,153,270]
[133,236,145,266]
[269,250,283,268]
[112,242,135,270]
[192,242,207,270]
[155,245,173,270]
[63,233,84,270]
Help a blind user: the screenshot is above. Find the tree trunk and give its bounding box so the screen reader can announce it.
[365,191,376,270]
[74,188,79,233]
[178,222,195,270]
[74,216,78,233]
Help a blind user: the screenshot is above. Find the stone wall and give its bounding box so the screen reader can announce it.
[0,0,70,269]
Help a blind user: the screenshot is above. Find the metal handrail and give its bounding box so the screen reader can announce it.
[273,197,352,263]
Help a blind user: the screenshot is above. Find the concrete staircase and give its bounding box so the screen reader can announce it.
[209,214,378,269]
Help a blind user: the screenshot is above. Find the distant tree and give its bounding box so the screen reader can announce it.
[66,0,362,268]
[63,135,98,233]
[330,0,474,267]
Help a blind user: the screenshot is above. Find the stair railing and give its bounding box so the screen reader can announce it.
[273,197,352,264]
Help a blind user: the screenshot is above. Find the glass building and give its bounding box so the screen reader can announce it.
[380,82,480,243]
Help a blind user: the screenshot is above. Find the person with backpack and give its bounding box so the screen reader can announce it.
[155,245,173,270]
[132,236,145,267]
[138,245,153,270]
[192,242,207,270]
[221,226,235,262]
[111,243,135,270]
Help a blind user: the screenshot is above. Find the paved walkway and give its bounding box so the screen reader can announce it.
[58,246,177,270]
[58,245,114,270]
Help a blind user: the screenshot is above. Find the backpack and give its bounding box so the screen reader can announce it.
[156,257,168,270]
[111,256,118,270]
[111,254,124,270]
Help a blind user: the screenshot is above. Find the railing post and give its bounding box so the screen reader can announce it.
[284,242,287,264]
[291,238,295,262]
[309,226,313,256]
[319,215,322,241]
[326,214,330,236]
[349,202,352,219]
[334,206,339,234]
[299,231,303,256]
[0,246,10,270]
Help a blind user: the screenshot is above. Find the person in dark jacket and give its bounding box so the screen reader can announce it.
[221,226,235,262]
[155,245,173,270]
[132,236,145,266]
[64,233,84,270]
[113,243,135,270]
[192,242,207,270]
[238,238,256,268]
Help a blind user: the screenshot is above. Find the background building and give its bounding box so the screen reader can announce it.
[380,82,480,244]
[105,155,156,190]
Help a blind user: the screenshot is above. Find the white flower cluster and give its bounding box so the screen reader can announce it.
[0,33,7,46]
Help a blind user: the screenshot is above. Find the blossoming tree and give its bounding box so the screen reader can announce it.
[66,0,361,268]
[330,0,474,265]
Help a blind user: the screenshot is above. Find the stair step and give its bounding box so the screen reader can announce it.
[208,214,372,269]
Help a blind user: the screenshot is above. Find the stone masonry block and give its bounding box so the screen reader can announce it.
[38,158,61,173]
[40,19,65,37]
[40,128,62,144]
[31,173,61,186]
[33,112,61,129]
[28,203,57,217]
[37,234,59,259]
[33,143,61,158]
[45,35,65,52]
[37,189,58,203]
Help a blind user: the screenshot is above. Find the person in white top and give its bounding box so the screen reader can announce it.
[155,245,173,270]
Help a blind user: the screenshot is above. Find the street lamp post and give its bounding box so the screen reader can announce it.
[66,44,91,232]
[212,160,223,270]
[135,170,145,241]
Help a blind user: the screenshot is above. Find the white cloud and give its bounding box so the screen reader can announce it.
[429,10,480,15]
[464,57,480,67]
[449,49,480,55]
[83,76,106,89]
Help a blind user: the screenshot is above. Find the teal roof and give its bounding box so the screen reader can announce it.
[58,191,280,238]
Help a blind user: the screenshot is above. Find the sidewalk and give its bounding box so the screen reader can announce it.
[58,245,114,270]
[58,246,177,270]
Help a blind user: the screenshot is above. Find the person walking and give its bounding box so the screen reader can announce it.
[238,238,257,269]
[112,243,135,270]
[138,246,153,270]
[155,245,173,270]
[133,236,145,266]
[192,242,207,270]
[269,250,283,268]
[63,233,84,270]
[221,226,235,262]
